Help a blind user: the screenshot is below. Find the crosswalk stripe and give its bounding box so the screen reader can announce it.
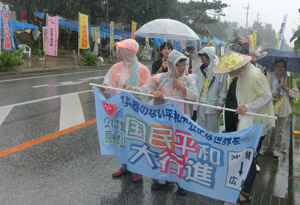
[59,93,86,131]
[0,89,92,109]
[0,105,13,126]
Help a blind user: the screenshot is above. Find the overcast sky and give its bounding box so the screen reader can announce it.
[220,0,300,47]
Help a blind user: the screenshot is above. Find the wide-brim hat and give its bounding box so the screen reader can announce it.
[213,50,252,74]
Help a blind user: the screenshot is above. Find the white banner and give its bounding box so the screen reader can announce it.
[277,14,288,50]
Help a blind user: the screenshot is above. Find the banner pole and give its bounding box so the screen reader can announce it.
[0,2,2,55]
[78,12,80,58]
[44,14,48,70]
[89,83,277,120]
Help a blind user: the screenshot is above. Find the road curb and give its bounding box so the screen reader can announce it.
[291,115,300,205]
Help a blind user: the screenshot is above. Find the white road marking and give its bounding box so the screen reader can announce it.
[0,105,13,126]
[0,90,92,109]
[0,69,108,83]
[32,76,104,88]
[32,84,50,88]
[59,93,85,131]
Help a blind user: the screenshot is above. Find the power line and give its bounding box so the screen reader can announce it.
[223,14,245,24]
[226,8,245,15]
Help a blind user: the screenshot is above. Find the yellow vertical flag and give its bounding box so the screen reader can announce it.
[207,36,210,46]
[146,34,149,46]
[79,13,89,49]
[131,21,137,39]
[276,30,280,49]
[164,34,167,42]
[110,21,114,51]
[252,30,257,50]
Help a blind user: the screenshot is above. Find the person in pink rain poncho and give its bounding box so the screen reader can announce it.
[100,39,151,182]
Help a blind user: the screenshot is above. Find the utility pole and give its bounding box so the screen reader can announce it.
[256,11,261,22]
[244,2,250,28]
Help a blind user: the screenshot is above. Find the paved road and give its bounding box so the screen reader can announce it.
[0,69,288,204]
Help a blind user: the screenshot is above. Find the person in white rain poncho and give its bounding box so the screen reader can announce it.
[147,49,199,118]
[100,39,151,183]
[144,49,198,195]
[193,46,227,132]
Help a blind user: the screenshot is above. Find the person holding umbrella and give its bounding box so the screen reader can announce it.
[100,39,151,182]
[260,59,299,157]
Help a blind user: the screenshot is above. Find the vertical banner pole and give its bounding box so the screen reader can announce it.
[78,12,80,58]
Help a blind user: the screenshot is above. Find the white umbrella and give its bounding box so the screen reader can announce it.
[135,18,199,40]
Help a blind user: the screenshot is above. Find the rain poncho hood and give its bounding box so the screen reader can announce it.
[166,49,189,79]
[147,49,198,117]
[103,39,151,96]
[116,39,139,87]
[197,46,219,74]
[115,39,139,54]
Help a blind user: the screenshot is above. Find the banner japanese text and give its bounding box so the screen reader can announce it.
[131,21,137,39]
[46,16,59,56]
[79,13,89,49]
[0,4,15,51]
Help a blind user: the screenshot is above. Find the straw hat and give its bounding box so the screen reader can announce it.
[213,50,252,74]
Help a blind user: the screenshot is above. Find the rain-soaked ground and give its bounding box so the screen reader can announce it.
[0,57,298,204]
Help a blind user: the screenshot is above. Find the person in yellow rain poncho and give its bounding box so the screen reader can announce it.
[260,59,299,157]
[214,50,275,204]
[100,39,151,182]
[193,46,228,132]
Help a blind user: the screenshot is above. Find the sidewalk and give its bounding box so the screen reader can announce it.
[0,56,154,76]
[292,115,300,205]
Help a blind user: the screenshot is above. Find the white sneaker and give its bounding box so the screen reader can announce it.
[256,164,261,172]
[259,149,266,155]
[273,150,279,158]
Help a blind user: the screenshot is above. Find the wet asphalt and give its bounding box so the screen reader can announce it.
[0,59,294,205]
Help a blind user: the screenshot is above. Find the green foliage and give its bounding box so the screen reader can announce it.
[291,73,300,90]
[290,29,300,55]
[0,49,24,72]
[232,29,240,40]
[180,0,228,36]
[291,73,300,115]
[81,51,100,66]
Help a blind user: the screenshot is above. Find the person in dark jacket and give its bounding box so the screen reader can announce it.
[151,42,173,75]
[184,46,194,74]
